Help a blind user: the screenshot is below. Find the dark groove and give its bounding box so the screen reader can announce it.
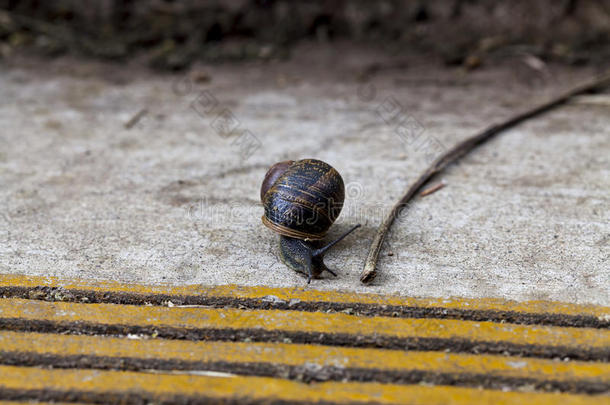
[1,286,607,329]
[0,351,608,394]
[0,318,608,362]
[0,388,337,405]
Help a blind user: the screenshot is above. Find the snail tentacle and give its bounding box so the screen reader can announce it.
[312,224,361,257]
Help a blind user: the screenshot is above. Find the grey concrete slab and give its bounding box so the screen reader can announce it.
[1,45,608,305]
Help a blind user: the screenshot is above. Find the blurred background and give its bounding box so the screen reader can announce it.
[1,0,609,71]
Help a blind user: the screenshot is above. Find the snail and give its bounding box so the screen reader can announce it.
[260,159,361,283]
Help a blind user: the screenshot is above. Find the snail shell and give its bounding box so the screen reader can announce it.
[260,159,345,240]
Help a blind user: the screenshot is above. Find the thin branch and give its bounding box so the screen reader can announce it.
[420,181,446,197]
[124,108,148,130]
[360,71,610,284]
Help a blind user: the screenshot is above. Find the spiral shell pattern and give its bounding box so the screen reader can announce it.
[261,159,345,240]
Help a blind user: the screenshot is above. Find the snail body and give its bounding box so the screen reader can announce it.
[261,159,360,283]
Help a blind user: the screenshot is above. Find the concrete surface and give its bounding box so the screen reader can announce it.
[0,44,608,305]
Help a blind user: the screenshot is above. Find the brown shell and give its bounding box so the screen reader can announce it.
[260,160,294,202]
[261,159,345,240]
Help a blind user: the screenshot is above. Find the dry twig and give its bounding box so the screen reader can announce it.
[420,182,446,197]
[124,108,148,130]
[360,71,610,283]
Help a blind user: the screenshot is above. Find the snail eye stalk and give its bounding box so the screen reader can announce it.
[312,224,361,257]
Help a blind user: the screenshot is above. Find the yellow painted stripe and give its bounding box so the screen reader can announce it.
[0,298,607,350]
[0,365,605,405]
[0,402,82,405]
[0,331,607,384]
[1,274,608,319]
